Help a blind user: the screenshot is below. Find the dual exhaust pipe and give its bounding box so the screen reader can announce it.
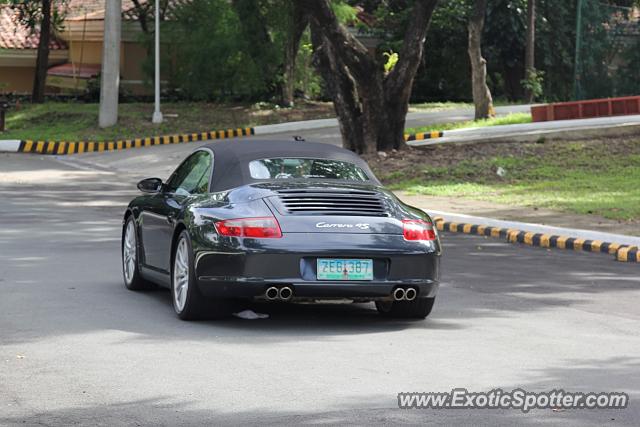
[265,286,293,301]
[393,287,417,301]
[266,286,415,302]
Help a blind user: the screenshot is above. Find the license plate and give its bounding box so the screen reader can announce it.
[316,258,373,281]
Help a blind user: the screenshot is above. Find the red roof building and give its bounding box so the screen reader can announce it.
[0,0,183,95]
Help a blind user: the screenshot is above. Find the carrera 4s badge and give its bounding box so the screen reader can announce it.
[315,222,371,230]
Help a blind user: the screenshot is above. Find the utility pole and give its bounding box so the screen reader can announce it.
[98,0,122,128]
[524,0,536,103]
[152,0,163,124]
[573,0,584,101]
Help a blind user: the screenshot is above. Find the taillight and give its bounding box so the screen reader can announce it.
[402,219,436,241]
[215,217,282,238]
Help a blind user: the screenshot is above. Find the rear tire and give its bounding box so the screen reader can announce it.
[376,297,436,319]
[172,230,233,320]
[122,216,155,291]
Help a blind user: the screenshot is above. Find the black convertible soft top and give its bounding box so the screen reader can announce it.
[200,139,381,191]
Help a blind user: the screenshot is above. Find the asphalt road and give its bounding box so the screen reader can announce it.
[1,122,639,426]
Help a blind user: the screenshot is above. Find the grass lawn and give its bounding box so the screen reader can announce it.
[0,101,335,142]
[405,113,532,135]
[1,100,528,142]
[369,137,640,222]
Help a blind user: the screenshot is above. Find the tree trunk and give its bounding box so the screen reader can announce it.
[524,0,536,103]
[310,22,365,153]
[303,0,438,153]
[468,0,494,120]
[282,3,308,107]
[32,0,52,103]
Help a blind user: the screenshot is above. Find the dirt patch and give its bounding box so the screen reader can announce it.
[366,135,640,184]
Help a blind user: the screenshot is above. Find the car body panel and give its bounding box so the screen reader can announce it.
[123,140,441,302]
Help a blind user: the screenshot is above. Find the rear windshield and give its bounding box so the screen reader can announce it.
[249,158,369,181]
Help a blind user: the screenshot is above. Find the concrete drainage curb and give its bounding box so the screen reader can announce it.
[404,130,445,143]
[0,128,255,155]
[0,127,445,154]
[431,215,639,263]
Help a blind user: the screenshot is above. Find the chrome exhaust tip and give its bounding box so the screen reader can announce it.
[393,288,406,301]
[265,286,279,301]
[278,286,293,301]
[405,287,417,301]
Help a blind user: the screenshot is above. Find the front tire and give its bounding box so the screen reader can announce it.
[122,216,155,291]
[375,297,436,319]
[172,230,233,320]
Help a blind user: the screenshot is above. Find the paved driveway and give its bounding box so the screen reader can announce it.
[1,151,638,425]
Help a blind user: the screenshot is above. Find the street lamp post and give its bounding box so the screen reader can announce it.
[152,0,163,124]
[573,0,584,101]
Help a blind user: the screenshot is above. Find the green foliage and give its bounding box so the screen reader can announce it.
[148,0,267,100]
[3,0,67,33]
[521,68,544,100]
[411,0,471,102]
[617,34,640,95]
[295,39,323,99]
[533,0,575,101]
[383,51,398,74]
[331,1,358,23]
[394,0,640,102]
[136,0,322,102]
[576,1,640,98]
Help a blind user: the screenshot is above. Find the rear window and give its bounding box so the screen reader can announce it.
[249,158,369,181]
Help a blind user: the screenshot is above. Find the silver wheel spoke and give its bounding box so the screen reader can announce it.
[123,221,137,284]
[173,238,190,312]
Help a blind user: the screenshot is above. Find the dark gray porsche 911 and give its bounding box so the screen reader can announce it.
[121,139,441,320]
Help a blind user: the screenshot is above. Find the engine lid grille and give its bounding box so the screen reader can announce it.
[275,189,388,216]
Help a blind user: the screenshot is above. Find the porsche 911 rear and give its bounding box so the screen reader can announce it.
[193,185,441,317]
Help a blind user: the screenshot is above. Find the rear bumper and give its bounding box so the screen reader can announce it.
[197,278,438,299]
[194,233,440,300]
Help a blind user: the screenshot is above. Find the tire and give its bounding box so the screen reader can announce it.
[122,216,155,291]
[375,297,436,319]
[171,230,233,320]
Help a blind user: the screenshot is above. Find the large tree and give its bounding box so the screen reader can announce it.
[467,0,494,119]
[303,0,439,154]
[5,0,66,103]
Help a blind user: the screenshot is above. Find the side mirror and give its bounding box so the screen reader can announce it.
[137,177,163,193]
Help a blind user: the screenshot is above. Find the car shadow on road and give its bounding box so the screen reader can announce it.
[138,288,462,336]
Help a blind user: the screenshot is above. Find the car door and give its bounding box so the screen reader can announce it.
[140,150,213,273]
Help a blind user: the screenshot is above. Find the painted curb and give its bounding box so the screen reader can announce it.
[0,128,255,155]
[404,130,444,142]
[0,125,445,154]
[426,209,640,247]
[432,217,639,263]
